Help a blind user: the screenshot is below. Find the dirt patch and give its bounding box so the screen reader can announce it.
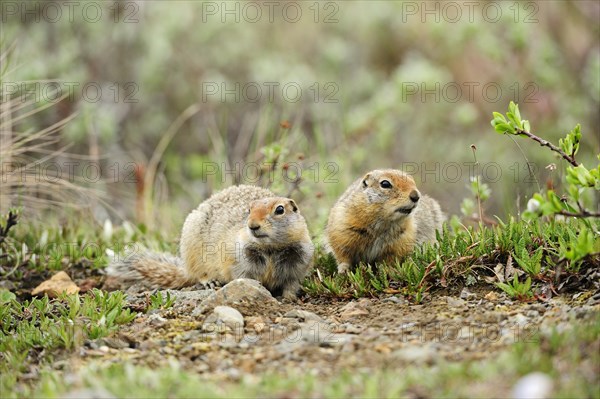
[70,287,599,383]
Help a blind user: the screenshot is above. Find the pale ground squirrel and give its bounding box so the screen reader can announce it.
[107,185,314,299]
[326,169,444,273]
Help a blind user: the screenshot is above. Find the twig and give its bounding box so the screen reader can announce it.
[515,128,579,167]
[0,211,18,246]
[417,260,437,290]
[556,210,600,218]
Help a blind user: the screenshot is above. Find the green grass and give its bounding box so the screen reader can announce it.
[0,210,175,283]
[0,290,137,395]
[304,218,600,302]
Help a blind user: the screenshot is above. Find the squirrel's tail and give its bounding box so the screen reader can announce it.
[106,250,196,289]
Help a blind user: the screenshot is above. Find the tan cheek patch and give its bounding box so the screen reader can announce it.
[391,175,417,197]
[249,204,270,225]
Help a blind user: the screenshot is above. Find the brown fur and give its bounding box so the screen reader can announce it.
[325,169,444,273]
[107,185,314,299]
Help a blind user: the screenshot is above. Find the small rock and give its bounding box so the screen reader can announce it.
[224,367,242,381]
[446,297,466,307]
[339,300,371,320]
[512,372,553,399]
[179,330,205,343]
[99,337,130,350]
[393,344,437,364]
[148,313,168,327]
[31,271,79,298]
[283,309,323,322]
[484,291,499,301]
[512,313,529,327]
[166,289,213,302]
[478,311,506,323]
[203,306,244,333]
[245,316,267,332]
[193,279,276,315]
[276,320,352,352]
[525,310,539,318]
[342,324,363,334]
[460,288,477,300]
[382,296,408,305]
[217,334,240,348]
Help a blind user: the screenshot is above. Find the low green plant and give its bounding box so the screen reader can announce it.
[491,101,600,270]
[305,215,598,302]
[558,227,597,272]
[492,103,599,221]
[0,290,137,393]
[495,274,533,300]
[513,245,543,277]
[147,290,176,312]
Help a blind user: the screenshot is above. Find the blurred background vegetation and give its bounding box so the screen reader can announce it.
[1,0,599,237]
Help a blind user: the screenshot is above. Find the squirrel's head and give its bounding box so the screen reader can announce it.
[360,169,420,220]
[245,197,307,245]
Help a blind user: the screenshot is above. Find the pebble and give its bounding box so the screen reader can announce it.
[245,316,267,332]
[148,313,168,327]
[339,300,371,320]
[342,324,363,334]
[512,313,529,327]
[192,279,276,315]
[525,310,539,318]
[446,297,466,307]
[31,271,80,298]
[275,320,352,353]
[460,288,477,300]
[382,296,408,305]
[512,372,553,399]
[484,291,499,301]
[203,306,245,333]
[393,343,438,364]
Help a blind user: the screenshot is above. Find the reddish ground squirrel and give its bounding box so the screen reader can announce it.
[326,169,444,273]
[107,185,314,299]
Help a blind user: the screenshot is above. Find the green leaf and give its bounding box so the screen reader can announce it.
[512,102,522,122]
[566,165,595,187]
[493,122,515,134]
[492,112,507,122]
[506,112,523,130]
[0,289,16,304]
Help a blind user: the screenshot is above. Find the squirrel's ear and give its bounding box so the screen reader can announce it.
[362,173,372,188]
[288,199,298,212]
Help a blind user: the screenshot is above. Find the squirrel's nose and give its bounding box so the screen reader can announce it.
[409,190,420,203]
[249,222,261,231]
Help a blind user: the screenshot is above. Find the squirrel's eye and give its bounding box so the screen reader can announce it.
[274,205,285,215]
[380,180,392,189]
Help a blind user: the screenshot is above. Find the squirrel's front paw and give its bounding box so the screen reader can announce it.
[280,286,300,301]
[337,262,350,274]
